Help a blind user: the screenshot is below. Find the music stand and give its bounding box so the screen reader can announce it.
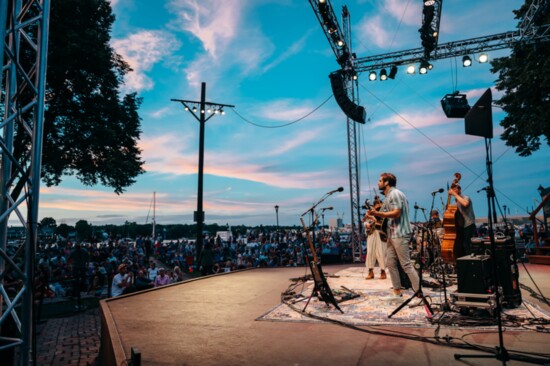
[300,189,343,313]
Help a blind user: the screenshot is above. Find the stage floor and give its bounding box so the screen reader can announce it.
[100,263,550,365]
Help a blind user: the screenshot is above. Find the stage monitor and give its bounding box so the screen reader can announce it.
[465,88,493,138]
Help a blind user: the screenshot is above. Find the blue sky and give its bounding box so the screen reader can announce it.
[35,0,550,228]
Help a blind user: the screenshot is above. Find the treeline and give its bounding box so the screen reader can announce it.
[37,217,299,242]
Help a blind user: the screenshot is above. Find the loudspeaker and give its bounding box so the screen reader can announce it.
[470,237,522,307]
[465,88,493,138]
[440,92,471,118]
[457,255,492,294]
[329,71,366,124]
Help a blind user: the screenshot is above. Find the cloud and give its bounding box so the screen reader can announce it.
[262,30,313,73]
[112,30,181,92]
[167,0,275,88]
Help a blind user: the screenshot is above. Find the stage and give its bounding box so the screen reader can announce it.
[100,263,550,365]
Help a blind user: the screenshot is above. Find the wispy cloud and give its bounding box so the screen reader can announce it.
[112,30,181,92]
[262,30,313,73]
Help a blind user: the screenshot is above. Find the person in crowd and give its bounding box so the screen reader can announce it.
[199,243,215,276]
[134,269,154,291]
[368,172,419,301]
[172,266,185,282]
[153,268,171,287]
[111,263,134,297]
[68,243,90,309]
[147,261,159,281]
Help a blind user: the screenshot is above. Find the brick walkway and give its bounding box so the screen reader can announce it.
[35,308,100,366]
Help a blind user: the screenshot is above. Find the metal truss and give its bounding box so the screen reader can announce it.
[0,0,50,364]
[309,1,363,262]
[354,27,550,73]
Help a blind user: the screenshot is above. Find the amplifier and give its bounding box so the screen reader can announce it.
[456,254,492,294]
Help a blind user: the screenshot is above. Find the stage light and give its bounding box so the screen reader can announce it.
[428,62,434,70]
[351,70,358,80]
[184,106,189,111]
[336,39,345,47]
[380,69,388,81]
[369,71,377,81]
[192,106,197,112]
[462,55,472,67]
[478,53,489,63]
[319,0,326,3]
[406,65,416,74]
[388,65,398,79]
[419,60,430,74]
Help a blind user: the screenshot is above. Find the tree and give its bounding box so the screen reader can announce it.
[491,3,550,156]
[75,220,92,241]
[40,217,57,228]
[27,0,144,195]
[56,223,74,239]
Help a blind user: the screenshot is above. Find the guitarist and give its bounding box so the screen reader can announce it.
[363,197,387,280]
[448,184,476,255]
[368,172,420,302]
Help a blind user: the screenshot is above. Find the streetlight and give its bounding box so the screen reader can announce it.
[274,205,279,244]
[171,83,234,262]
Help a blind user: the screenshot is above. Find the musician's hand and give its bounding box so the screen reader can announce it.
[368,210,379,217]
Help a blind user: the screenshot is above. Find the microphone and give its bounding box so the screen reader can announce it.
[431,188,444,195]
[321,206,333,211]
[328,187,344,194]
[414,202,419,210]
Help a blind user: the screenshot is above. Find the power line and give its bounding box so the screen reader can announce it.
[230,94,333,128]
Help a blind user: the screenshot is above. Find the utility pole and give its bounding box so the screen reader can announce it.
[171,83,234,264]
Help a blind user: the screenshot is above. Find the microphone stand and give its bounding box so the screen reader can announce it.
[428,192,451,312]
[454,138,547,365]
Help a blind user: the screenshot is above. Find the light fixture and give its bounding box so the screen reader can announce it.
[428,62,434,70]
[192,106,197,112]
[184,106,189,111]
[220,109,225,115]
[350,70,358,80]
[406,65,416,74]
[380,69,388,81]
[478,53,489,63]
[462,55,472,67]
[388,65,398,79]
[419,60,430,74]
[369,71,377,81]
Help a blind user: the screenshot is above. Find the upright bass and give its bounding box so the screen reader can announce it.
[440,172,464,263]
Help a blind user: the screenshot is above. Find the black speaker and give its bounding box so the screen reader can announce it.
[457,255,492,294]
[440,92,471,118]
[465,88,493,138]
[329,71,366,124]
[474,237,522,307]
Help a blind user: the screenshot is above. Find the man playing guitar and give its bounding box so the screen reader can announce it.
[368,172,420,302]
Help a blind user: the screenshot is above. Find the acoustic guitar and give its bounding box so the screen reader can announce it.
[440,172,463,263]
[363,197,387,241]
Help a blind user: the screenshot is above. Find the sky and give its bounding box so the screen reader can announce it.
[31,0,550,229]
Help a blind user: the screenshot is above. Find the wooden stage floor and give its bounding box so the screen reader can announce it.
[100,263,550,365]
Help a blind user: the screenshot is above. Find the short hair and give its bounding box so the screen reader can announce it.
[380,172,397,187]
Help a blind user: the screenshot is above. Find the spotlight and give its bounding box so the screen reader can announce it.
[428,62,434,70]
[406,65,416,74]
[184,106,189,111]
[419,60,430,74]
[478,53,489,63]
[192,106,197,112]
[380,69,388,81]
[462,55,472,67]
[388,65,398,79]
[351,70,358,80]
[369,71,377,81]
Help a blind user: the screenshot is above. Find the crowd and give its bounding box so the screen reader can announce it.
[23,228,351,303]
[11,220,542,307]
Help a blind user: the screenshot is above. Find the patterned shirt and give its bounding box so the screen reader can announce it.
[383,187,411,238]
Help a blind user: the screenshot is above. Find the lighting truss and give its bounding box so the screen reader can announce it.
[419,0,443,58]
[353,27,550,74]
[308,0,354,69]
